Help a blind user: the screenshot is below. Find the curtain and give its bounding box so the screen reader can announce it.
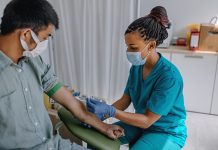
[49,0,138,104]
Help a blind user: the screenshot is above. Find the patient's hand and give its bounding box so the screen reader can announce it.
[104,124,124,139]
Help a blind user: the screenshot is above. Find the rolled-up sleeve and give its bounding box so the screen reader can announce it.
[39,57,62,97]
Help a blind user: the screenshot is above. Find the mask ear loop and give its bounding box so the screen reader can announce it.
[142,50,151,61]
[30,30,40,44]
[141,41,151,60]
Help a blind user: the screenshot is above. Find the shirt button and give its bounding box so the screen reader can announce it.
[42,137,46,141]
[24,88,28,92]
[16,68,22,72]
[34,122,38,126]
[28,106,32,110]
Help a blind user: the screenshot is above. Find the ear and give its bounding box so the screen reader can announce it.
[148,41,156,50]
[20,29,32,41]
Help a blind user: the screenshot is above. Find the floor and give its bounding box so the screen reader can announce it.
[183,112,218,150]
[120,112,218,150]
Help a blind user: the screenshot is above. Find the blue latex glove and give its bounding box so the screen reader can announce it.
[86,98,116,121]
[72,91,80,97]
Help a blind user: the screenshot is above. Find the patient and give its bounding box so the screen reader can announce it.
[0,0,123,149]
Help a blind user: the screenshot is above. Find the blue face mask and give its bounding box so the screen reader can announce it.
[126,44,151,66]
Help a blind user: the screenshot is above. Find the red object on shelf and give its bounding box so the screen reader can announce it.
[189,29,200,50]
[176,38,187,46]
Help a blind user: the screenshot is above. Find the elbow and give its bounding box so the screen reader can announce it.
[78,115,86,123]
[70,108,88,123]
[77,111,88,123]
[143,124,151,129]
[142,121,153,129]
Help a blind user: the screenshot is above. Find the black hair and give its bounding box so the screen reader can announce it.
[125,6,170,46]
[0,0,59,35]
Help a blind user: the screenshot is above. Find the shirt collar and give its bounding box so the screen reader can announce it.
[0,51,13,71]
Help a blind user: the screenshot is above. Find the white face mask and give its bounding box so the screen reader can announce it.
[126,43,151,66]
[20,30,49,57]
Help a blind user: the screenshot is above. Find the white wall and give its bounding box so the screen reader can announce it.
[138,0,218,37]
[0,0,10,18]
[1,0,218,62]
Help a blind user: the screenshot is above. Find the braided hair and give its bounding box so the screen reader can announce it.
[125,6,170,46]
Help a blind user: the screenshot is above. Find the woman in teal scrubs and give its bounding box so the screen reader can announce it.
[87,6,187,150]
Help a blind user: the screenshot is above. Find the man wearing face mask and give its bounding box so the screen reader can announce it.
[0,0,124,149]
[86,6,187,150]
[21,30,49,57]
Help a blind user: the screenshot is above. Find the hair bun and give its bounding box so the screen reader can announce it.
[148,6,170,28]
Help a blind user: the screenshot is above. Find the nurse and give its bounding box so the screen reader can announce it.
[87,6,187,150]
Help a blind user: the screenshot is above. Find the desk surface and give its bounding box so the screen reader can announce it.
[157,46,218,55]
[58,107,120,150]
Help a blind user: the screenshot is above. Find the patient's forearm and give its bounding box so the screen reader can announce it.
[67,101,109,133]
[51,87,109,133]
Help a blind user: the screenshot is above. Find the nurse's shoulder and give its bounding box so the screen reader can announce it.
[158,54,183,83]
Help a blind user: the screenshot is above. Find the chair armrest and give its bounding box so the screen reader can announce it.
[54,121,64,134]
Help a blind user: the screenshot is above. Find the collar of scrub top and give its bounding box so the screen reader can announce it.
[0,51,29,72]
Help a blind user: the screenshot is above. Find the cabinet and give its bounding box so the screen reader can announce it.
[172,53,217,113]
[211,63,218,115]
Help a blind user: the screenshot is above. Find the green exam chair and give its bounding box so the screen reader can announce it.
[57,107,121,150]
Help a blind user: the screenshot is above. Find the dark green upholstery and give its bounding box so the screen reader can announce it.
[58,107,120,150]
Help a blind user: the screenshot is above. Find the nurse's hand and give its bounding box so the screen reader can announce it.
[86,98,116,121]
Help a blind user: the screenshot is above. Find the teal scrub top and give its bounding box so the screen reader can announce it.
[124,53,187,147]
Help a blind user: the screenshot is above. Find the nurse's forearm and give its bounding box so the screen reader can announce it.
[112,94,131,111]
[115,109,160,129]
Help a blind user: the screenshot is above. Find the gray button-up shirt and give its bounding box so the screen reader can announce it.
[0,51,86,150]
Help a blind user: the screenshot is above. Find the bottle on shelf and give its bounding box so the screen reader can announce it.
[189,29,200,51]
